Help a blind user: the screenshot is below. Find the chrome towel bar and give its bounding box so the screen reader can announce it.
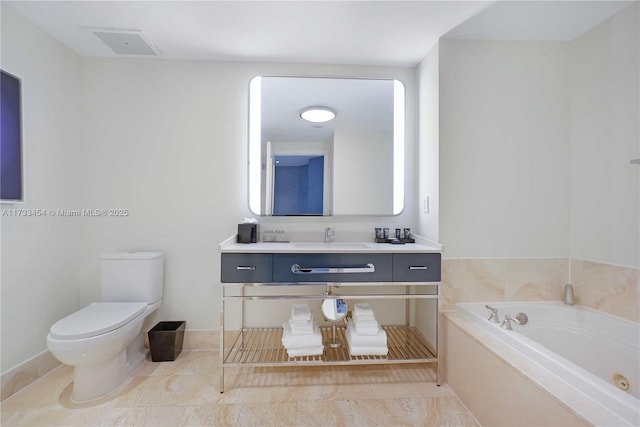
[291,263,375,274]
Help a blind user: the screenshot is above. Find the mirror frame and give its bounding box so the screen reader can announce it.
[248,75,405,216]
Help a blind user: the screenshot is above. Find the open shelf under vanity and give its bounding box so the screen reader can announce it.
[223,325,437,367]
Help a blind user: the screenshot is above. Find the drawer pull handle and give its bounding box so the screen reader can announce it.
[236,266,257,270]
[409,266,428,270]
[291,263,375,274]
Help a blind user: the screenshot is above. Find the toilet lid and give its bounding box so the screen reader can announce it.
[50,302,147,340]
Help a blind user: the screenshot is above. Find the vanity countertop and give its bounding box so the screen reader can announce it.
[218,235,442,254]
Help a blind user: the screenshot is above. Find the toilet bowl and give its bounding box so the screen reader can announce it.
[46,252,164,402]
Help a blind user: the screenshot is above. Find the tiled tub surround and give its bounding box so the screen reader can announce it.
[443,312,589,427]
[441,258,639,322]
[452,302,639,426]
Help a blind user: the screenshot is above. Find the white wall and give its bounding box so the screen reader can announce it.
[1,8,417,372]
[79,59,417,330]
[332,129,393,215]
[417,42,440,243]
[0,6,87,372]
[568,3,640,269]
[438,40,570,258]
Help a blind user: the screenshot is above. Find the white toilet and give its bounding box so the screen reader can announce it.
[47,251,164,402]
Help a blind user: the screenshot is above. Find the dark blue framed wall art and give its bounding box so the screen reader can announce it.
[1,69,23,202]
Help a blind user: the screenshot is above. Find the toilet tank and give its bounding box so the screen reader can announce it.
[100,252,164,303]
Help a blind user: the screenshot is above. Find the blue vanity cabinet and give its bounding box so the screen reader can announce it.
[220,253,272,283]
[272,253,393,282]
[218,240,443,393]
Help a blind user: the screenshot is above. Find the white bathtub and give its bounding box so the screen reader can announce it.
[456,301,640,426]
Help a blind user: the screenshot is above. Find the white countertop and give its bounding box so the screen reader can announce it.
[219,234,442,254]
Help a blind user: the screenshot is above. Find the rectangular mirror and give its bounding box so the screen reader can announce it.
[248,76,405,216]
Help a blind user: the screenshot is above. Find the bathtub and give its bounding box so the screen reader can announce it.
[455,302,639,426]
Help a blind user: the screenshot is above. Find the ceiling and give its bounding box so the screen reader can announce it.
[4,1,634,66]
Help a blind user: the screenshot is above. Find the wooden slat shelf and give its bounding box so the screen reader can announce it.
[222,325,436,367]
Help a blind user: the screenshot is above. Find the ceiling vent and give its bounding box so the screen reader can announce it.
[91,29,159,56]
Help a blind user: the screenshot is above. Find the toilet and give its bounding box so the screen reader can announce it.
[47,251,164,402]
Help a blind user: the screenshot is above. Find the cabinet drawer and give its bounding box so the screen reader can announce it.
[221,254,273,283]
[273,253,392,283]
[392,253,441,282]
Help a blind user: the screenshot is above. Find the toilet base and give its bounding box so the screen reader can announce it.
[126,332,148,374]
[72,351,128,402]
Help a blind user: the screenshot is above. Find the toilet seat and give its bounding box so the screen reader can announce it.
[49,302,147,340]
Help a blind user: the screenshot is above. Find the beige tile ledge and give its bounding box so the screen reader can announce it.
[441,311,626,426]
[1,350,61,402]
[2,329,222,402]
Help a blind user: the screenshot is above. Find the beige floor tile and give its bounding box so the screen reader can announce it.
[1,351,477,427]
[296,400,353,426]
[110,374,219,407]
[234,401,297,426]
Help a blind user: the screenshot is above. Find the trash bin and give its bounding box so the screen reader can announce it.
[148,321,186,362]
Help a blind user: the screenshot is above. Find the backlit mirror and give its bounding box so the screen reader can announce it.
[248,76,405,216]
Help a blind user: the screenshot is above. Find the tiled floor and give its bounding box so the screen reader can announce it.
[1,351,479,426]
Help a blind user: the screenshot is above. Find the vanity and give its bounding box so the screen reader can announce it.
[218,235,442,393]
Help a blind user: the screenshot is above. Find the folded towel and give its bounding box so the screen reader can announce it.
[288,318,314,335]
[347,345,388,356]
[347,321,387,346]
[290,303,312,321]
[282,322,322,348]
[352,318,379,328]
[353,312,376,322]
[353,303,374,317]
[353,321,380,336]
[286,346,324,358]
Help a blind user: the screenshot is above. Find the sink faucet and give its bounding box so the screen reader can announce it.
[564,284,574,305]
[324,227,335,243]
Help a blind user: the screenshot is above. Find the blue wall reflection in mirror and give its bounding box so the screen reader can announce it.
[1,70,23,202]
[273,155,323,216]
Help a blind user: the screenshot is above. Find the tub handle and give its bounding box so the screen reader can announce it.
[485,305,499,323]
[500,312,529,330]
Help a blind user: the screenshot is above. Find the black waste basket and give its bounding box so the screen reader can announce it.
[148,321,186,362]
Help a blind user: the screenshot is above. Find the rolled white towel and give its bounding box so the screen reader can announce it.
[353,302,374,317]
[286,346,324,358]
[347,321,387,346]
[288,318,314,335]
[282,322,322,348]
[291,303,312,321]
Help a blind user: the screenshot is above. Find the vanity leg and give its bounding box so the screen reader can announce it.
[220,293,225,393]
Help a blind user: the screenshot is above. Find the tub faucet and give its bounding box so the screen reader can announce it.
[564,284,574,305]
[324,227,335,243]
[500,313,529,331]
[485,305,500,323]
